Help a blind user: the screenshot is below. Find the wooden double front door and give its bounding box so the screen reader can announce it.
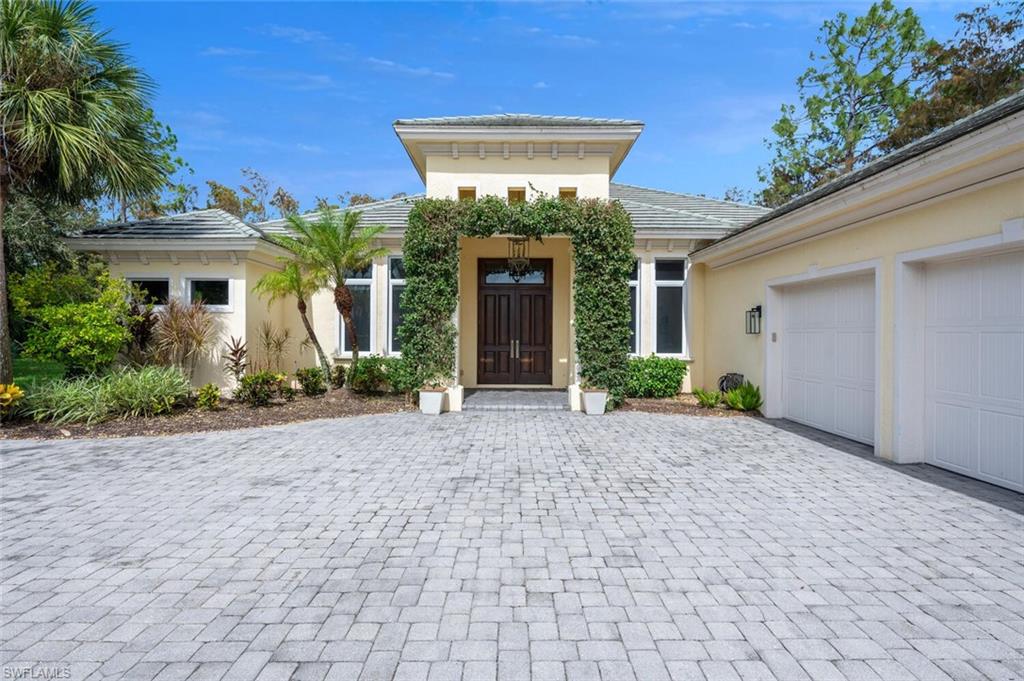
[477,259,553,385]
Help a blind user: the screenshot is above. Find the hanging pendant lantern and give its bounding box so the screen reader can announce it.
[507,235,531,282]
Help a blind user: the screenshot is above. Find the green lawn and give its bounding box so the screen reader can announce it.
[12,356,64,385]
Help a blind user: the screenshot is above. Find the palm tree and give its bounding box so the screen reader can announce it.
[0,0,166,382]
[273,208,386,368]
[253,261,332,382]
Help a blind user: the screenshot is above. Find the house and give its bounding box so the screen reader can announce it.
[69,114,766,392]
[68,96,1024,492]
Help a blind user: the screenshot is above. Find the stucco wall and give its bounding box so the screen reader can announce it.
[104,258,248,387]
[425,155,610,200]
[691,177,1024,459]
[244,260,312,378]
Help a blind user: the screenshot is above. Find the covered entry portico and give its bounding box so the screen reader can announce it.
[457,236,575,390]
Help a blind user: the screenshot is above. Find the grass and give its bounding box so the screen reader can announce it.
[12,356,64,385]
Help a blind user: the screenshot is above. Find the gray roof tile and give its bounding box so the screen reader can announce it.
[257,195,423,235]
[78,209,265,240]
[610,183,768,228]
[394,113,643,127]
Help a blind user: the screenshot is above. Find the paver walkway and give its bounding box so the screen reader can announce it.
[2,412,1023,681]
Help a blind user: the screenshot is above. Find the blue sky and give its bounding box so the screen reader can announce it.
[96,1,970,212]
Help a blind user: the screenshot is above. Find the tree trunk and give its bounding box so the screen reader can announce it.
[334,284,359,369]
[297,298,332,385]
[0,177,13,384]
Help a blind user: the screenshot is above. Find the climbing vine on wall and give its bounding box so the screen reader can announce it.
[398,196,634,406]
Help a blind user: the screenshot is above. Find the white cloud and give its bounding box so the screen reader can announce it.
[365,57,455,80]
[200,46,261,57]
[533,81,549,89]
[260,24,329,43]
[229,67,336,91]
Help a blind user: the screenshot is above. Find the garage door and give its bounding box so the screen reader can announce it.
[782,274,875,444]
[925,249,1024,492]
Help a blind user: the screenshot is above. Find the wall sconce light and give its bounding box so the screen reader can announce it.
[745,305,762,335]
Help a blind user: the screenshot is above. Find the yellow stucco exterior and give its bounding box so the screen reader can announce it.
[690,176,1024,460]
[426,155,611,200]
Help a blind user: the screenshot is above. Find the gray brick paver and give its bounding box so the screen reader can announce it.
[2,412,1023,681]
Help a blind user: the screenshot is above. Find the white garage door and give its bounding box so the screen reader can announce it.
[925,249,1024,492]
[782,274,875,444]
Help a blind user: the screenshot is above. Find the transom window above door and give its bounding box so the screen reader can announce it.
[482,261,546,285]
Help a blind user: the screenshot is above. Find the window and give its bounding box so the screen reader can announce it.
[655,259,686,355]
[559,187,577,199]
[340,264,373,355]
[129,278,170,305]
[629,260,639,354]
[458,187,477,201]
[388,257,405,354]
[188,279,230,308]
[507,187,526,203]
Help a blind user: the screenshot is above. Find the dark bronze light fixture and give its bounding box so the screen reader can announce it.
[507,235,531,282]
[745,305,762,335]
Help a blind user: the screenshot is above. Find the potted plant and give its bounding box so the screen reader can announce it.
[419,376,448,415]
[581,381,608,416]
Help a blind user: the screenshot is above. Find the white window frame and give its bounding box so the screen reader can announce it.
[653,258,689,358]
[338,268,375,358]
[185,276,233,312]
[388,256,405,356]
[126,275,171,308]
[629,259,640,356]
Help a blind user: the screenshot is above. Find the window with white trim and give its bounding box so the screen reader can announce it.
[188,278,230,309]
[129,278,170,305]
[339,264,373,355]
[655,259,686,355]
[388,257,405,354]
[629,260,639,354]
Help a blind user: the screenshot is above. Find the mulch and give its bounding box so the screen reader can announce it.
[620,393,759,417]
[1,391,413,440]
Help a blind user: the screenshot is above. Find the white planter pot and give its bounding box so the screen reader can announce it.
[582,390,607,416]
[419,390,446,415]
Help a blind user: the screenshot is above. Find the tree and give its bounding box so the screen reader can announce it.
[270,187,299,218]
[757,0,929,207]
[119,109,197,220]
[239,167,269,222]
[206,180,243,217]
[721,186,754,204]
[884,2,1023,150]
[253,260,332,382]
[0,0,167,382]
[271,208,386,368]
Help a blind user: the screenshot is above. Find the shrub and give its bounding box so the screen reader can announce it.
[22,366,191,425]
[329,363,346,389]
[233,370,281,407]
[693,387,722,408]
[280,385,297,402]
[196,383,221,411]
[222,336,248,384]
[0,383,26,422]
[348,355,389,394]
[724,382,763,412]
[295,367,327,397]
[625,356,688,398]
[23,275,135,375]
[152,300,217,379]
[384,356,421,395]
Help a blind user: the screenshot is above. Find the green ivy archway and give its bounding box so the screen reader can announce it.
[397,195,635,405]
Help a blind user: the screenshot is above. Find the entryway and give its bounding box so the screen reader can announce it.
[462,389,568,412]
[477,258,553,385]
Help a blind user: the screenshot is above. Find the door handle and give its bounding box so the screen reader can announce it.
[516,340,520,358]
[510,340,515,358]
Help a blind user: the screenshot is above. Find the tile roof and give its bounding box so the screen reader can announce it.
[257,195,423,234]
[77,209,266,240]
[394,113,644,127]
[609,183,768,230]
[78,186,761,243]
[693,90,1024,254]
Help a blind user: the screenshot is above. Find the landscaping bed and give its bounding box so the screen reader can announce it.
[1,391,412,440]
[621,392,760,417]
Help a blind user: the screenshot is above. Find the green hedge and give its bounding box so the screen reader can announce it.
[399,196,634,406]
[625,356,688,398]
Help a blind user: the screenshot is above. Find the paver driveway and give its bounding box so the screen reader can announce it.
[2,412,1023,681]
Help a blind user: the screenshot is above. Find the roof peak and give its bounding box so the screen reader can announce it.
[394,113,644,127]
